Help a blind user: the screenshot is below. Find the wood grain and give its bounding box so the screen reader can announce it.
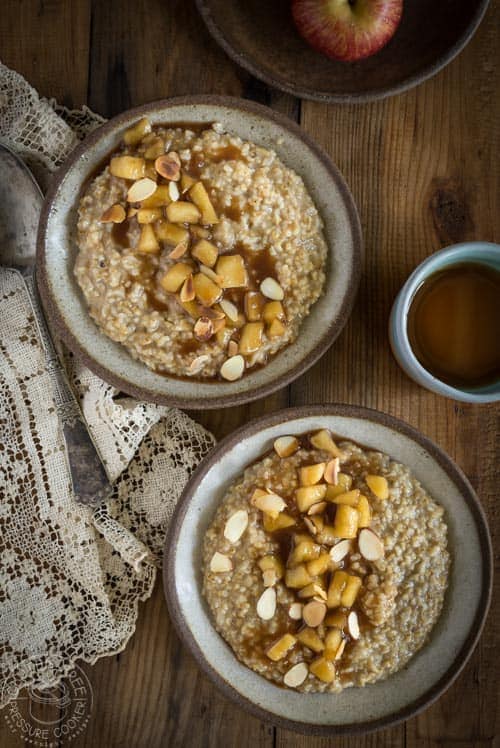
[0,0,498,746]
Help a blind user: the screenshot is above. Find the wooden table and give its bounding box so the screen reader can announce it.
[1,2,498,746]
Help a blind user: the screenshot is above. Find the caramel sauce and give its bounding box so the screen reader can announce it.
[407,262,500,388]
[111,218,130,248]
[241,432,374,682]
[210,144,244,163]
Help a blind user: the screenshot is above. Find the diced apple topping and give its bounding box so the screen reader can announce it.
[109,156,146,180]
[239,322,264,355]
[310,429,343,458]
[123,117,151,145]
[266,633,296,661]
[191,239,218,267]
[274,435,299,458]
[295,484,327,512]
[309,657,335,683]
[216,254,248,289]
[160,263,193,293]
[137,224,160,254]
[166,200,201,224]
[296,627,324,653]
[366,475,389,500]
[299,462,326,486]
[188,181,219,224]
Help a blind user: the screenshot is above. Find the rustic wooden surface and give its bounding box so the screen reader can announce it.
[1,1,499,746]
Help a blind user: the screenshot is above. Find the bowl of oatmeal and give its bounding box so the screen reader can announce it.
[37,97,362,408]
[164,405,492,734]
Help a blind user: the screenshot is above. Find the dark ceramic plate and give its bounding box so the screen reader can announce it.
[196,0,490,103]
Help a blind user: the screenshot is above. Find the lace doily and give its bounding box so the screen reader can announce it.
[0,62,215,706]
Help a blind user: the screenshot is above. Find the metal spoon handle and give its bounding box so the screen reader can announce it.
[24,273,113,505]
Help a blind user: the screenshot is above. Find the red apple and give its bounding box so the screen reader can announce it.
[292,0,403,62]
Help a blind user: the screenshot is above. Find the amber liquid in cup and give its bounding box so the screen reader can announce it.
[407,262,500,389]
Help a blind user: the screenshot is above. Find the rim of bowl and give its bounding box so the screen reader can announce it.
[36,95,363,409]
[195,0,490,104]
[163,404,493,736]
[389,242,500,404]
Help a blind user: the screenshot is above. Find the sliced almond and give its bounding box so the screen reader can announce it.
[329,539,351,563]
[220,354,245,381]
[180,275,195,303]
[260,276,284,301]
[324,458,340,485]
[335,638,347,660]
[228,340,238,357]
[307,501,327,516]
[358,528,385,561]
[302,600,327,627]
[189,354,209,373]
[273,435,299,458]
[219,298,239,322]
[210,552,232,573]
[256,587,276,620]
[284,662,308,688]
[262,569,277,587]
[101,203,126,223]
[168,181,180,202]
[127,177,157,203]
[289,602,303,620]
[200,306,225,320]
[194,316,214,341]
[199,264,223,284]
[154,153,181,181]
[168,241,189,260]
[303,517,318,536]
[347,611,360,640]
[251,489,287,517]
[223,509,248,543]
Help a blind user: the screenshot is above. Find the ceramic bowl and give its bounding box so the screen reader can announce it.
[164,405,492,735]
[196,0,489,103]
[389,242,500,403]
[37,96,362,409]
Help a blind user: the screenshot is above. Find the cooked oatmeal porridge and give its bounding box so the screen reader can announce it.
[75,117,327,380]
[202,429,450,692]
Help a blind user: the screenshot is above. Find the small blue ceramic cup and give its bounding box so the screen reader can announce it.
[389,241,500,403]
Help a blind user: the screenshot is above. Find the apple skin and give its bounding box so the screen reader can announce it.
[292,0,403,62]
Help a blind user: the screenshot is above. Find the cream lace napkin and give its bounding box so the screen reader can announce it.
[0,62,215,707]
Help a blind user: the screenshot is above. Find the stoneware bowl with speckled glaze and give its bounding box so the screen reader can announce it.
[37,97,362,409]
[164,405,492,735]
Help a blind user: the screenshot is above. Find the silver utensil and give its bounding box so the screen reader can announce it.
[0,142,112,504]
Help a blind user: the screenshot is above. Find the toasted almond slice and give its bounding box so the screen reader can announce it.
[228,340,238,357]
[262,569,277,587]
[223,509,248,543]
[219,298,240,322]
[307,501,327,516]
[101,203,126,223]
[329,539,351,563]
[347,611,360,640]
[200,306,225,320]
[220,354,245,381]
[194,316,214,341]
[358,528,385,561]
[168,181,180,202]
[303,517,318,536]
[210,552,232,573]
[127,177,157,203]
[180,275,195,303]
[189,355,209,372]
[168,241,189,260]
[256,587,276,620]
[289,602,303,620]
[260,276,284,301]
[283,662,308,688]
[324,458,340,485]
[302,600,327,627]
[273,435,299,458]
[335,638,347,660]
[154,153,181,181]
[251,489,287,517]
[199,265,223,284]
